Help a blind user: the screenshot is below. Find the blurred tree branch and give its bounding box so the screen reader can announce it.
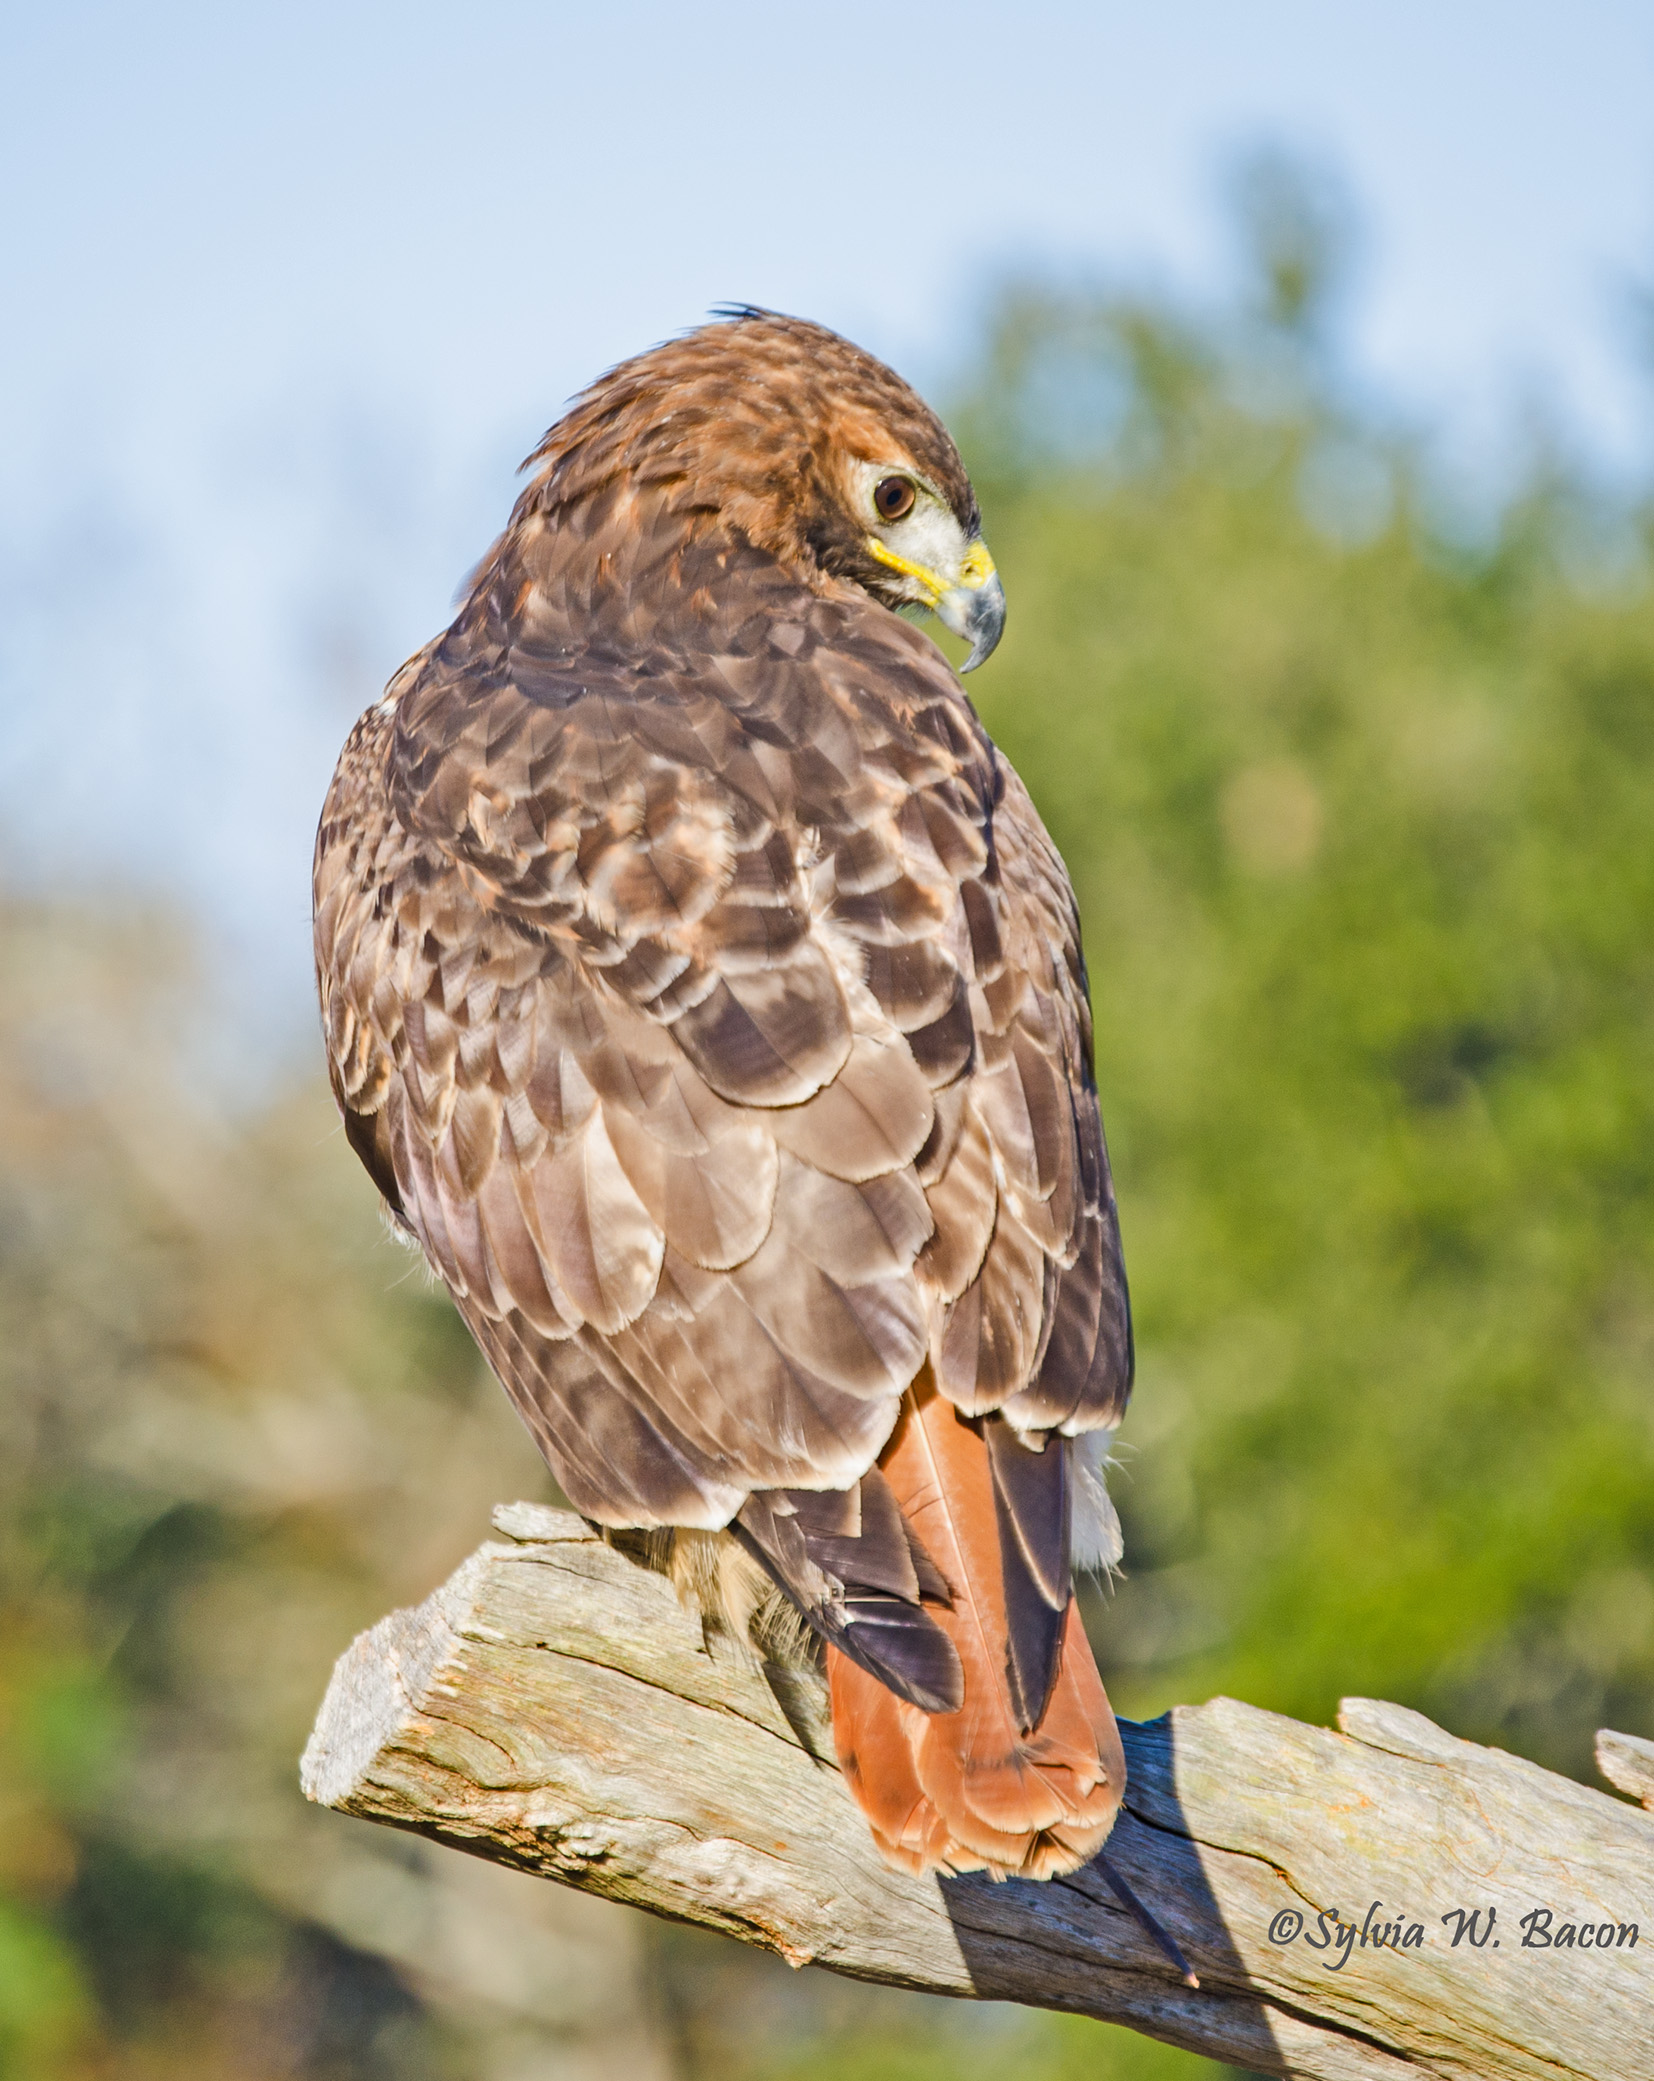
[303,1506,1654,2081]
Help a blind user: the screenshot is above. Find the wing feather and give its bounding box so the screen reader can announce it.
[766,1029,934,1181]
[604,1105,778,1271]
[315,529,1131,1543]
[529,1111,664,1334]
[672,951,852,1104]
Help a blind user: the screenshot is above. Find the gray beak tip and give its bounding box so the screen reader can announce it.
[948,570,1007,675]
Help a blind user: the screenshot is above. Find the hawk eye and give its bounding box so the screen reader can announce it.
[874,475,917,523]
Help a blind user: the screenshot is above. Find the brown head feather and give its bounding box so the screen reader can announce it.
[499,310,979,603]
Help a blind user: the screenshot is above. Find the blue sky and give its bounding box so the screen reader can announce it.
[4,0,1653,1073]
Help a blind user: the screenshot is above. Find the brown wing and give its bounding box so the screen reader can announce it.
[314,536,1129,1701]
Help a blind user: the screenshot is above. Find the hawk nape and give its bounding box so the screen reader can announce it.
[314,311,1134,1879]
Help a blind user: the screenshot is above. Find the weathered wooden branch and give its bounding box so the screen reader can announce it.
[301,1504,1654,2081]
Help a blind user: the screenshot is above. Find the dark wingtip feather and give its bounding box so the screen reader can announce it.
[840,1596,964,1714]
[985,1419,1070,1608]
[1000,1555,1068,1733]
[734,1479,965,1714]
[903,1519,954,1607]
[986,1419,1072,1733]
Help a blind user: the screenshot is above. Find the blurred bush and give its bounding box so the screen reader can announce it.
[4,159,1652,2078]
[954,162,1654,1773]
[0,903,675,2077]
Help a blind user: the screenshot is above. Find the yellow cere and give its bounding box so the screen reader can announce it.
[956,541,997,590]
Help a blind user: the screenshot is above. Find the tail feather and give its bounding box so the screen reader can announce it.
[828,1380,1125,1880]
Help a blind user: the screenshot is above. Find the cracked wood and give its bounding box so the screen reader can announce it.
[301,1504,1654,2081]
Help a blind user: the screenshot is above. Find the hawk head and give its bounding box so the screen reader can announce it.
[514,307,1007,671]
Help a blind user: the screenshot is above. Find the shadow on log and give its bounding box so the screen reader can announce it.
[300,1504,1654,2081]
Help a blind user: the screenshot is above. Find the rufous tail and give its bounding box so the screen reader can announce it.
[827,1382,1125,1879]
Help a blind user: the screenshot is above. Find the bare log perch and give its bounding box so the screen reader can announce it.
[302,1505,1654,2081]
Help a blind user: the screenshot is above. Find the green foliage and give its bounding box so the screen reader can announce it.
[954,231,1654,1779]
[0,904,556,2077]
[0,1898,90,2077]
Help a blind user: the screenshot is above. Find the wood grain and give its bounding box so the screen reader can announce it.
[1596,1729,1654,1812]
[301,1504,1654,2080]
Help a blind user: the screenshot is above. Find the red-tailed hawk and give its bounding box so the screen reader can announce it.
[315,311,1134,1879]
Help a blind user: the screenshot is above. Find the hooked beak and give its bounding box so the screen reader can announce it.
[866,533,1007,673]
[936,557,1007,673]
